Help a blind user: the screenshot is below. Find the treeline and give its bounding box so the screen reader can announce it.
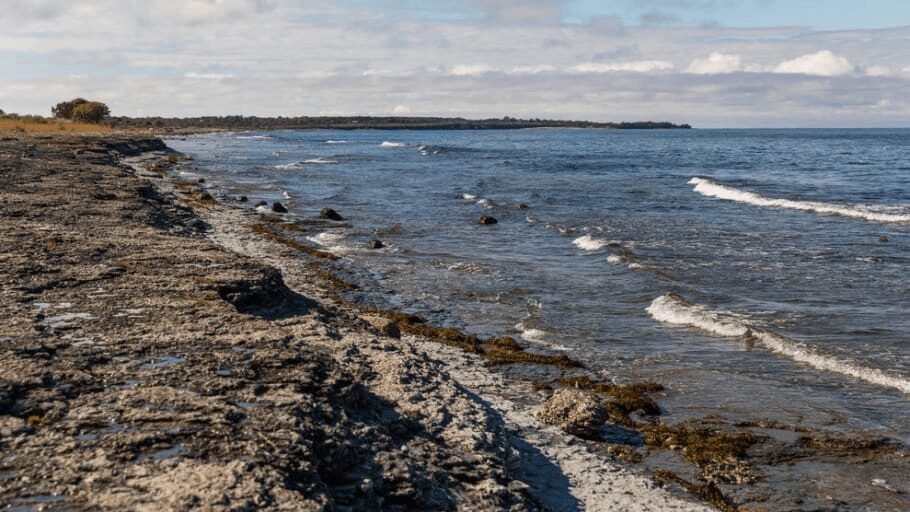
[108,115,691,131]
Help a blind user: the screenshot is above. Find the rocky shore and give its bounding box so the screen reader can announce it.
[0,135,716,511]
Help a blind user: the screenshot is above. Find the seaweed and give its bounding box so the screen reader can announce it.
[250,223,339,260]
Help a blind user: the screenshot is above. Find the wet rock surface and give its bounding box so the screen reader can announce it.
[0,135,538,511]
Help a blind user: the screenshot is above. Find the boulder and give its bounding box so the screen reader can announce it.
[879,235,889,243]
[254,200,268,208]
[272,202,288,213]
[361,315,401,339]
[237,196,248,203]
[367,239,384,250]
[537,388,607,438]
[321,208,344,221]
[518,203,529,209]
[478,216,498,225]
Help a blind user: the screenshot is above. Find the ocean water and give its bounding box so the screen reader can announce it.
[168,129,910,445]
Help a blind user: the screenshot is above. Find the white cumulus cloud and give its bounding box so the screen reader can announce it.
[570,60,674,73]
[686,52,744,74]
[773,50,854,77]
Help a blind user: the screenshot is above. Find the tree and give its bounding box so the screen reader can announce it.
[52,98,89,119]
[71,101,110,123]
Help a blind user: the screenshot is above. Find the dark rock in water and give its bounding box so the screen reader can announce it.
[199,191,214,202]
[478,216,498,225]
[237,196,248,203]
[320,208,343,221]
[879,235,889,242]
[367,239,384,249]
[198,178,205,183]
[518,203,529,209]
[254,200,268,207]
[272,202,288,213]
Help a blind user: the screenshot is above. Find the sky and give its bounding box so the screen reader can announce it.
[2,0,909,127]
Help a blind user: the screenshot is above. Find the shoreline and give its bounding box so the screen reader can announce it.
[0,134,710,510]
[3,133,907,511]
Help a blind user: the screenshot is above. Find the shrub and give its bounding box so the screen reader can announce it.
[52,98,89,119]
[70,101,110,123]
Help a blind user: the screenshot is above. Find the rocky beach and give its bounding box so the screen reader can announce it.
[0,135,722,511]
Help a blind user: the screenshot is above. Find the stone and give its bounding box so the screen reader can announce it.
[237,196,248,203]
[362,316,401,339]
[271,202,288,213]
[879,235,889,242]
[254,200,268,207]
[518,203,529,209]
[537,388,607,438]
[478,216,498,225]
[367,239,384,250]
[320,208,343,221]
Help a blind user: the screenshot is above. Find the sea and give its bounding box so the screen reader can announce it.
[168,128,909,506]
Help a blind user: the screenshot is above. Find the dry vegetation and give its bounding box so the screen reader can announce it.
[0,116,110,134]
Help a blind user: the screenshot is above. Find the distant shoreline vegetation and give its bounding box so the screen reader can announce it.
[107,115,691,131]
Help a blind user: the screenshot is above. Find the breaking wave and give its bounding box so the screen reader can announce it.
[380,141,407,148]
[689,177,910,223]
[647,293,910,394]
[573,235,618,252]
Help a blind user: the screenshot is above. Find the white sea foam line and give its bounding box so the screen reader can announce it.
[380,141,407,147]
[646,293,910,394]
[689,177,910,223]
[572,235,616,252]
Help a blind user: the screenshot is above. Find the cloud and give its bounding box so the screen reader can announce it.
[864,65,893,77]
[773,50,855,76]
[450,64,495,76]
[469,0,564,24]
[570,60,675,73]
[185,72,235,80]
[686,52,743,74]
[392,104,411,114]
[511,65,557,74]
[2,2,909,127]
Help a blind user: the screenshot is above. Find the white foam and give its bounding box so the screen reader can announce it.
[606,254,625,264]
[689,177,910,223]
[325,140,348,144]
[627,263,642,270]
[380,141,407,148]
[236,135,272,140]
[572,235,616,252]
[513,322,571,351]
[462,193,477,200]
[303,157,338,164]
[647,293,910,394]
[282,191,291,199]
[273,162,302,170]
[305,232,351,254]
[477,198,494,209]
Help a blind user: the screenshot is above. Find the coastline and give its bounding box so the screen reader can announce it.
[0,135,711,510]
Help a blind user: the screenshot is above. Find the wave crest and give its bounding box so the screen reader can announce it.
[647,293,910,394]
[689,177,910,223]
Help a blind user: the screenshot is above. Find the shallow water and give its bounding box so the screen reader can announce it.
[168,129,910,451]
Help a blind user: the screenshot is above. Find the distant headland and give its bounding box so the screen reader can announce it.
[108,115,691,132]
